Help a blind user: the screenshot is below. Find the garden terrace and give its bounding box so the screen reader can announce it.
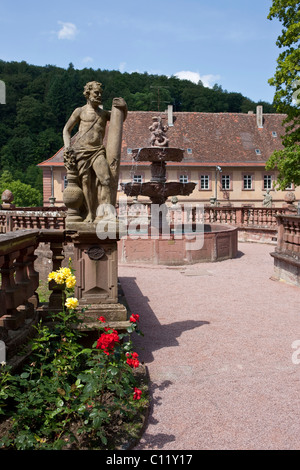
[0,207,299,361]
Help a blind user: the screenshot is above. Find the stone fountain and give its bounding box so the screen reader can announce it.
[121,116,196,228]
[119,115,238,265]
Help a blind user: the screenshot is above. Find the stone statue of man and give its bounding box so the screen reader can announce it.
[263,189,272,208]
[63,81,127,223]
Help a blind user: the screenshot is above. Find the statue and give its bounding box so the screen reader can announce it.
[149,116,169,147]
[63,81,127,224]
[263,189,272,208]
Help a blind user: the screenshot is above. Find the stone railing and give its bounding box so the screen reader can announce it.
[0,207,67,233]
[0,204,293,241]
[273,214,300,258]
[270,214,300,287]
[203,206,288,228]
[0,229,68,363]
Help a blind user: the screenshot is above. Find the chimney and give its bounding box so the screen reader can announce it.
[256,105,263,128]
[168,104,174,127]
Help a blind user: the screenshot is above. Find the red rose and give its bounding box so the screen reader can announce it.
[126,351,140,368]
[96,329,120,355]
[98,316,106,323]
[133,387,142,400]
[130,314,140,323]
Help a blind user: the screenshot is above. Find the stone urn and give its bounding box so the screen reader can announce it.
[63,171,84,222]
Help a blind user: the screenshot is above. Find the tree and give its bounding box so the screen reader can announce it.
[0,170,42,207]
[265,0,300,189]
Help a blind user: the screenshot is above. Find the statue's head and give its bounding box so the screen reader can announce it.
[83,81,103,105]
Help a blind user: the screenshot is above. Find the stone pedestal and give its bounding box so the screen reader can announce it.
[67,227,128,326]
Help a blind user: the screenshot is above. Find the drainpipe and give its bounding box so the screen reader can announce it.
[215,166,222,204]
[50,166,54,200]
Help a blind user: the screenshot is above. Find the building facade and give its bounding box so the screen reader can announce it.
[38,106,299,208]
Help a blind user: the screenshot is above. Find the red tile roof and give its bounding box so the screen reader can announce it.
[38,110,286,168]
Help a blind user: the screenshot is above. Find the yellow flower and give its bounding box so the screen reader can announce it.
[47,272,56,282]
[48,267,75,286]
[59,267,72,279]
[65,275,76,289]
[65,297,79,310]
[54,273,65,284]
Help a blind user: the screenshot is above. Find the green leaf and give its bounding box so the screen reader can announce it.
[20,372,29,379]
[108,366,119,376]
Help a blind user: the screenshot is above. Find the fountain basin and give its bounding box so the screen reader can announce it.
[121,181,196,202]
[118,223,238,265]
[132,147,184,162]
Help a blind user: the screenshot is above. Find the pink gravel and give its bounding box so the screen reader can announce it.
[118,242,300,450]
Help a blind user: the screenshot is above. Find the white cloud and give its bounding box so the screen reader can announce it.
[174,71,221,88]
[57,21,78,40]
[119,62,127,73]
[82,56,94,64]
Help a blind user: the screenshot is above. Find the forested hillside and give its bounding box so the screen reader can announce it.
[0,60,275,205]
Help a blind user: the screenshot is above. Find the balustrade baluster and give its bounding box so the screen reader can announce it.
[48,237,66,312]
[242,208,248,226]
[0,255,7,318]
[0,251,26,329]
[248,209,254,226]
[253,209,258,225]
[294,223,300,253]
[283,218,291,251]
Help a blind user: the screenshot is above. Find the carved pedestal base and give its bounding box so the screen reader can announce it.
[68,229,128,330]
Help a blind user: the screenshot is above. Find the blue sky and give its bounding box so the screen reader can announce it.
[0,0,282,103]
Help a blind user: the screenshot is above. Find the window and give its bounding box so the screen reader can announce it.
[179,174,189,183]
[255,149,261,155]
[285,182,293,190]
[243,174,253,190]
[272,131,277,137]
[133,175,143,183]
[263,175,272,190]
[200,175,209,190]
[127,148,132,155]
[221,175,230,190]
[187,148,193,154]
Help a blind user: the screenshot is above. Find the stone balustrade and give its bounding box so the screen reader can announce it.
[0,207,66,233]
[275,214,300,256]
[0,204,292,236]
[270,214,300,287]
[0,228,67,362]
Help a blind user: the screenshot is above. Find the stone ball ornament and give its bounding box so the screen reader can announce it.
[1,189,14,203]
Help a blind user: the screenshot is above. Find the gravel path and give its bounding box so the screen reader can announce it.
[119,242,300,450]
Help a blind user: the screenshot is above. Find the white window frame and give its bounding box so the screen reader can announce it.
[263,175,272,190]
[133,174,143,183]
[221,174,230,190]
[179,174,189,184]
[200,174,209,190]
[243,174,253,190]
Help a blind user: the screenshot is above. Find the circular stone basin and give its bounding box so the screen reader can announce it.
[132,147,184,162]
[121,181,196,200]
[118,223,238,265]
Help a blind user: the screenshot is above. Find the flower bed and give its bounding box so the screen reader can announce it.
[0,265,148,450]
